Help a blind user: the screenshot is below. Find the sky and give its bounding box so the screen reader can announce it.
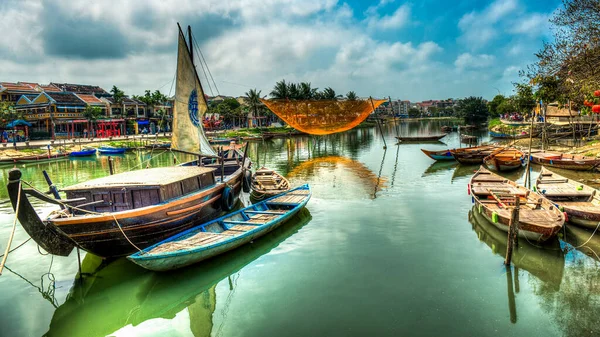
[0,0,561,101]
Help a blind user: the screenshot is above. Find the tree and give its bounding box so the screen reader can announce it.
[408,107,420,118]
[513,83,536,114]
[299,82,317,99]
[111,85,125,134]
[270,80,289,99]
[0,102,22,128]
[320,87,337,100]
[496,99,517,116]
[455,97,489,123]
[82,105,103,138]
[346,91,358,100]
[488,95,506,118]
[245,89,263,127]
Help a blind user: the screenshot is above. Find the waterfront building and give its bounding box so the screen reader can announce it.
[50,82,111,97]
[0,82,39,103]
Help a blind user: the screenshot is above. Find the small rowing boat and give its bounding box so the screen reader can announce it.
[98,146,127,155]
[489,130,537,139]
[70,148,97,157]
[250,167,290,202]
[460,134,478,144]
[536,167,600,229]
[529,151,600,171]
[128,184,311,271]
[469,166,564,242]
[450,145,499,164]
[420,149,454,161]
[396,134,446,142]
[483,148,524,171]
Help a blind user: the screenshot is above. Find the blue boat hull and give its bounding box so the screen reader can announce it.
[70,149,97,157]
[128,184,311,271]
[98,148,126,154]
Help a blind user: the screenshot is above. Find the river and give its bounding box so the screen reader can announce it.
[0,120,599,337]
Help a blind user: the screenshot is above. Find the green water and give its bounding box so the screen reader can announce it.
[1,121,599,337]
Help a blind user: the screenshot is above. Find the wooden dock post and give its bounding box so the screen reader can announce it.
[504,196,520,265]
[370,96,387,149]
[108,156,114,175]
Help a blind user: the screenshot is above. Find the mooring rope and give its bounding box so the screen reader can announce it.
[0,181,22,275]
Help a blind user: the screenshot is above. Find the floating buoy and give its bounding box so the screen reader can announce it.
[577,185,583,191]
[471,196,475,204]
[563,212,569,222]
[492,212,499,223]
[467,183,471,195]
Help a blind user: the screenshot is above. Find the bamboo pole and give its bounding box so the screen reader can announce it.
[524,115,535,188]
[504,196,520,265]
[505,265,517,324]
[370,96,387,149]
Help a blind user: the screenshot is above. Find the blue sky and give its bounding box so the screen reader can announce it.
[0,0,561,101]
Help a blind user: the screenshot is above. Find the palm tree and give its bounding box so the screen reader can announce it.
[288,83,299,100]
[299,82,318,100]
[111,85,125,135]
[321,87,337,100]
[270,80,289,99]
[346,91,358,101]
[82,106,102,138]
[245,88,262,127]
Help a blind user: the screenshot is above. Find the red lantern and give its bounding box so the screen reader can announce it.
[592,105,600,113]
[594,90,600,97]
[585,100,594,107]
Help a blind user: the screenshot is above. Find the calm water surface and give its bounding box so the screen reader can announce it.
[0,120,599,337]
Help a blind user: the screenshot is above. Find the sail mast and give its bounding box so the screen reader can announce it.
[188,25,194,67]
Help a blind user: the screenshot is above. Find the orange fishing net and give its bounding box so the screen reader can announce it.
[260,99,386,135]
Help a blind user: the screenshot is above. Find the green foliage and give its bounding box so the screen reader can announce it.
[513,83,536,113]
[346,91,358,100]
[134,90,169,108]
[488,95,506,118]
[454,97,489,123]
[408,107,420,118]
[488,118,502,129]
[269,79,343,100]
[497,99,517,116]
[0,101,23,127]
[82,105,103,122]
[110,85,125,104]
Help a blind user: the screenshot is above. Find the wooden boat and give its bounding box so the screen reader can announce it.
[469,166,564,241]
[441,126,452,133]
[450,145,499,164]
[128,184,311,271]
[208,137,234,145]
[489,130,537,139]
[535,167,600,229]
[5,24,251,258]
[396,134,446,142]
[70,148,97,157]
[483,148,524,171]
[421,149,455,161]
[250,167,291,202]
[98,146,127,154]
[12,152,71,163]
[460,134,478,144]
[529,151,600,171]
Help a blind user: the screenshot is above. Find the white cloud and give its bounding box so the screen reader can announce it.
[510,13,550,36]
[366,4,410,30]
[454,53,495,70]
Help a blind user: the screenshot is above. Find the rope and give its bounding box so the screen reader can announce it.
[0,181,22,275]
[0,238,31,258]
[111,214,144,254]
[570,221,600,249]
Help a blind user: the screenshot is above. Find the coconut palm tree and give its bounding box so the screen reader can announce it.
[299,82,318,99]
[321,87,337,100]
[245,88,262,127]
[111,85,125,135]
[82,106,103,138]
[270,80,289,99]
[346,91,358,101]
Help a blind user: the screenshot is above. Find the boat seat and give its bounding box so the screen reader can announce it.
[245,210,286,215]
[226,225,256,232]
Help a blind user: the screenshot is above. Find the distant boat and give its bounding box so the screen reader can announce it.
[536,167,600,229]
[396,134,446,142]
[489,131,537,139]
[10,152,71,164]
[420,149,454,161]
[98,146,127,155]
[69,148,97,157]
[128,184,311,271]
[460,134,478,144]
[250,167,291,202]
[469,166,564,242]
[208,137,235,145]
[450,145,499,164]
[483,148,524,171]
[529,151,600,171]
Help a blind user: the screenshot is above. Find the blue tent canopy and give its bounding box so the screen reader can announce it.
[6,119,32,127]
[137,120,149,125]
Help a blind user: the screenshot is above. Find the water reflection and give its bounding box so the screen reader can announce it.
[45,208,312,337]
[422,161,459,177]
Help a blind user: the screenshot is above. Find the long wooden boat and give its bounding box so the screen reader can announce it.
[469,166,564,241]
[12,152,71,163]
[483,148,524,171]
[5,24,252,258]
[396,134,446,142]
[535,167,600,229]
[450,145,499,164]
[128,184,311,271]
[489,130,538,139]
[98,146,127,155]
[250,167,291,202]
[529,151,600,171]
[421,149,455,161]
[70,148,97,157]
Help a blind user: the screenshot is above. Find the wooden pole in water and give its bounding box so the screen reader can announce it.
[504,196,520,265]
[108,156,114,175]
[370,97,387,149]
[524,114,535,188]
[505,265,517,324]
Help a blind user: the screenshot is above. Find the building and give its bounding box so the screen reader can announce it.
[545,103,578,124]
[390,100,410,117]
[50,82,111,97]
[0,82,39,103]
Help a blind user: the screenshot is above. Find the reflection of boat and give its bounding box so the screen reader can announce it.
[45,208,312,337]
[5,24,249,258]
[13,152,71,164]
[422,161,458,177]
[98,146,127,155]
[250,167,290,202]
[451,164,478,182]
[396,134,446,142]
[69,148,97,157]
[420,149,454,161]
[208,137,234,145]
[536,167,600,228]
[565,225,600,262]
[469,207,564,289]
[530,151,600,171]
[450,145,499,164]
[469,166,564,241]
[129,184,311,271]
[483,148,524,172]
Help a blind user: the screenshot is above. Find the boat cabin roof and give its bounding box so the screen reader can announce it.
[62,166,216,191]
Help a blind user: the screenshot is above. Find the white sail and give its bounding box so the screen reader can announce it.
[171,26,216,156]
